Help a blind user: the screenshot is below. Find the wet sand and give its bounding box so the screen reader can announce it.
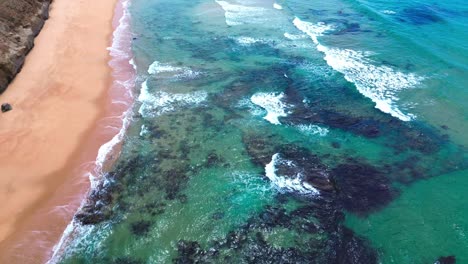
[0,0,122,262]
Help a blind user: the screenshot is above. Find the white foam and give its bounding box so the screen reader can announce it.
[230,171,272,195]
[129,58,137,70]
[235,36,264,46]
[265,154,319,195]
[382,10,396,15]
[140,124,149,136]
[283,32,307,40]
[293,17,334,44]
[148,61,181,74]
[138,79,208,117]
[296,124,329,136]
[215,0,267,26]
[293,17,423,121]
[237,98,265,116]
[318,46,422,121]
[147,61,200,79]
[273,3,283,10]
[250,92,290,125]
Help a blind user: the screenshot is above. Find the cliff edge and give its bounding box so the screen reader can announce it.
[0,0,51,93]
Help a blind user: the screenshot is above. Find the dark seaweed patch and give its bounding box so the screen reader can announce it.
[400,5,444,25]
[172,198,378,264]
[112,257,143,264]
[325,227,379,264]
[205,151,225,168]
[174,240,207,264]
[331,142,341,149]
[436,256,456,264]
[242,133,277,167]
[130,220,152,236]
[332,161,398,216]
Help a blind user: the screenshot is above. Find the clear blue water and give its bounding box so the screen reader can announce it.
[59,0,468,263]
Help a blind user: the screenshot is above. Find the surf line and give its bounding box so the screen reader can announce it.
[47,0,136,262]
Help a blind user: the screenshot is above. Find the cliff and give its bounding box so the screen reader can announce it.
[0,0,51,93]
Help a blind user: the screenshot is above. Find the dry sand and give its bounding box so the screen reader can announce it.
[0,0,121,262]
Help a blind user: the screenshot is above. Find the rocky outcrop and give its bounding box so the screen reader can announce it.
[0,0,52,93]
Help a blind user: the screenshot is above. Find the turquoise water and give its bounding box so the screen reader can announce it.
[59,0,467,263]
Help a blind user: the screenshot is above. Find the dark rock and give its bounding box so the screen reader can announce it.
[276,145,335,192]
[75,172,121,225]
[436,256,456,264]
[1,103,12,112]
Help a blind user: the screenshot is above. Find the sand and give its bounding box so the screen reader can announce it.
[0,0,122,262]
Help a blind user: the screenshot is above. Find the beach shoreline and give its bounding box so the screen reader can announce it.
[0,0,133,262]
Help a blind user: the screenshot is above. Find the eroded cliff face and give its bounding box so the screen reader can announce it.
[0,0,52,93]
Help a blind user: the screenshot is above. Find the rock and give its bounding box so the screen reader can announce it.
[436,256,456,264]
[0,0,52,93]
[1,103,12,112]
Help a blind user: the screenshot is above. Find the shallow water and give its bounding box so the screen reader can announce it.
[57,0,467,263]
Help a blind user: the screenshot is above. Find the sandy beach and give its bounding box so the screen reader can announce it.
[0,0,125,262]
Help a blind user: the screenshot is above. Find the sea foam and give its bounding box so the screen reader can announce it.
[265,154,319,195]
[296,124,329,136]
[235,36,265,46]
[215,0,266,26]
[382,10,396,15]
[283,32,307,40]
[250,92,290,125]
[138,80,207,118]
[293,17,423,121]
[147,61,200,79]
[273,3,283,10]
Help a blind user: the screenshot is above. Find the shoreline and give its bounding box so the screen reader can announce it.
[0,0,134,262]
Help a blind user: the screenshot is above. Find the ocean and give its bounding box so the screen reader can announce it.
[53,0,468,263]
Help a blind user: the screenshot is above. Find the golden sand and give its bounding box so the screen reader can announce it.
[0,0,119,262]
